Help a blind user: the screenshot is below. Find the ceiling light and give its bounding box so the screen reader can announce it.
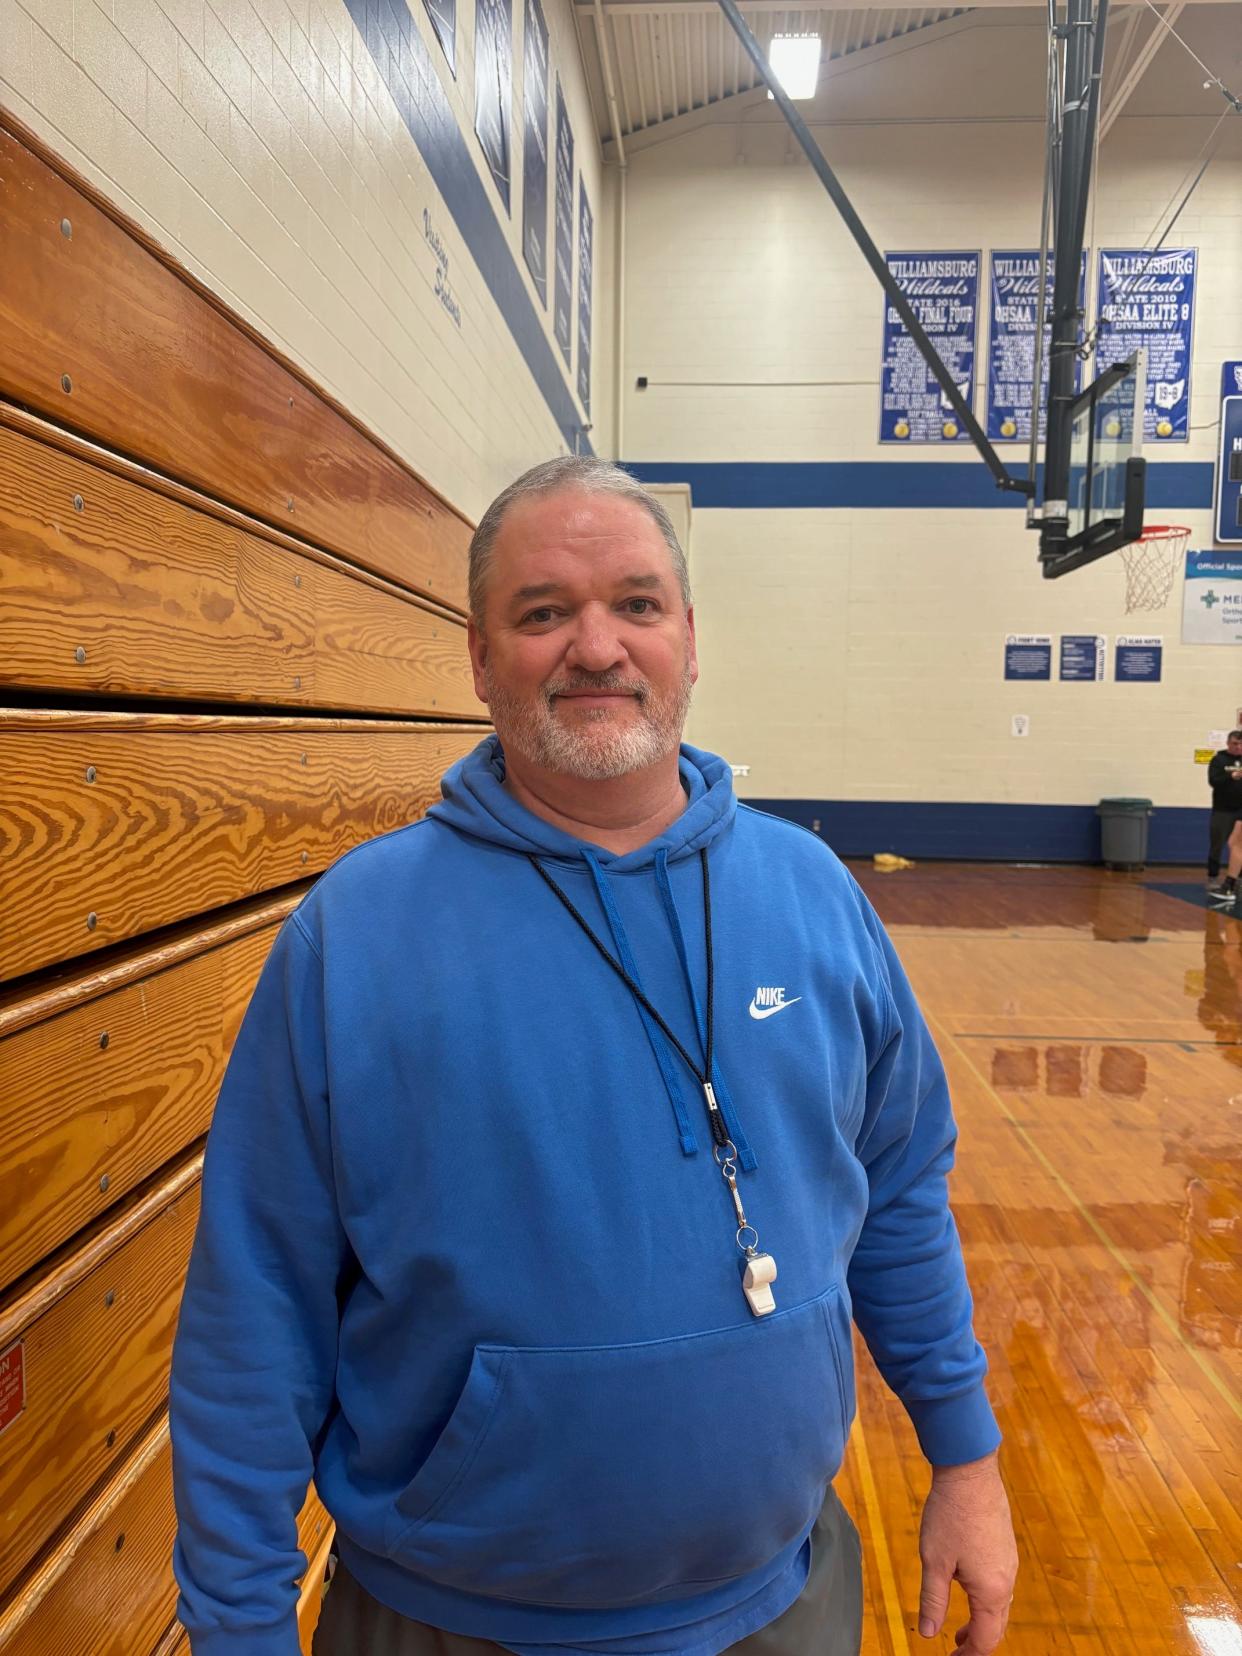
[767,34,821,100]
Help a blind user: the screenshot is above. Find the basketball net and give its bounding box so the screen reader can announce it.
[1120,524,1190,614]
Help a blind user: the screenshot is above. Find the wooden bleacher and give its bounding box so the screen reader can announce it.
[0,108,485,1654]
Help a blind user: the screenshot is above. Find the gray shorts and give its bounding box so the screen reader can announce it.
[313,1486,862,1656]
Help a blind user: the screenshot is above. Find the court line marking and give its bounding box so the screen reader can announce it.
[849,1410,911,1656]
[927,1009,1242,1425]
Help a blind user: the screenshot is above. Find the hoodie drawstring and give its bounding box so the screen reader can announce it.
[653,851,757,1173]
[582,849,699,1156]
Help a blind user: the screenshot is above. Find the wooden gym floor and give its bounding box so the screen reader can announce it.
[838,861,1241,1656]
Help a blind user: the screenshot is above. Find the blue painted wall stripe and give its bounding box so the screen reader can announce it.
[745,798,1208,864]
[346,0,590,455]
[624,460,1214,510]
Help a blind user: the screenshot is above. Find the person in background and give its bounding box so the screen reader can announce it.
[1207,731,1242,901]
[169,457,1017,1656]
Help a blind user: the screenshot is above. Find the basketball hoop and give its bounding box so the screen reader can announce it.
[1120,524,1190,614]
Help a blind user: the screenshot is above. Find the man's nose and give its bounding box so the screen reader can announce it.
[564,607,627,673]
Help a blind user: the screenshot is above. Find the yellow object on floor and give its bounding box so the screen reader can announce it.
[872,853,916,872]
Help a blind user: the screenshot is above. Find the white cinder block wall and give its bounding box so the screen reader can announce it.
[0,0,608,521]
[620,11,1242,829]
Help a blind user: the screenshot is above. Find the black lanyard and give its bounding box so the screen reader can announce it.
[527,849,728,1150]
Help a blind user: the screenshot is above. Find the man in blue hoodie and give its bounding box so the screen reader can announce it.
[170,458,1017,1656]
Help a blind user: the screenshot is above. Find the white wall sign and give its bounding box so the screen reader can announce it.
[1182,549,1242,645]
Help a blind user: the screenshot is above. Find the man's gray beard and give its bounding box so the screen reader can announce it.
[484,660,694,781]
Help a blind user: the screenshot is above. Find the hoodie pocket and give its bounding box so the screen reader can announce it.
[385,1285,853,1609]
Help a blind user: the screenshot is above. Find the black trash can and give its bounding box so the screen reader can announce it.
[1097,797,1154,870]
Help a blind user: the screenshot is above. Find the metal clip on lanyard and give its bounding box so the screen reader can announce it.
[530,850,779,1317]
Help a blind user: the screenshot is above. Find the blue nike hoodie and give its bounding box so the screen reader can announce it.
[170,738,999,1656]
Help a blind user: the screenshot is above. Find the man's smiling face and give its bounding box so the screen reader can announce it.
[468,488,698,782]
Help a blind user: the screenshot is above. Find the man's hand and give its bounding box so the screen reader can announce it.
[917,1451,1017,1653]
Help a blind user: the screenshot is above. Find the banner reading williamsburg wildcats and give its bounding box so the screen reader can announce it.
[553,83,574,369]
[521,0,549,305]
[987,251,1086,442]
[474,0,513,211]
[1096,249,1196,441]
[423,0,456,72]
[577,188,593,415]
[881,252,980,443]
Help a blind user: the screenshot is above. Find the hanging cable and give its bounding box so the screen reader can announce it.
[1138,0,1242,111]
[1080,100,1238,358]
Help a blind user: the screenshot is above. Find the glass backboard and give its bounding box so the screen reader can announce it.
[1064,351,1147,554]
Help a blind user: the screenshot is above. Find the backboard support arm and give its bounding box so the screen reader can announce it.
[715,0,1034,497]
[1040,0,1111,563]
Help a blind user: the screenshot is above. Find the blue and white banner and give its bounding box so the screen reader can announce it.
[474,0,513,211]
[1096,249,1196,441]
[553,82,574,369]
[521,0,549,305]
[577,187,593,415]
[1060,634,1106,680]
[423,0,456,73]
[1115,635,1163,682]
[987,251,1086,442]
[1004,634,1052,680]
[881,252,979,443]
[1216,361,1242,544]
[1182,549,1242,645]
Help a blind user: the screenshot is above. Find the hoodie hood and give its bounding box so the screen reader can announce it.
[427,734,737,868]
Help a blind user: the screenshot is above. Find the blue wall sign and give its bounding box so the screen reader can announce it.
[576,187,593,416]
[553,83,574,369]
[521,0,549,305]
[1216,362,1242,544]
[1097,249,1196,442]
[1182,549,1242,645]
[881,252,980,443]
[987,251,1085,442]
[1115,634,1163,681]
[1060,634,1105,680]
[474,0,513,211]
[423,0,456,72]
[1004,634,1052,680]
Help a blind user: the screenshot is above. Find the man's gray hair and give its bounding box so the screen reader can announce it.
[468,456,691,623]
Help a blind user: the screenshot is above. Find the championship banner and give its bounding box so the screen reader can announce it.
[880,252,980,443]
[1216,361,1242,545]
[553,83,574,369]
[521,0,549,305]
[1096,249,1196,441]
[475,0,513,211]
[1182,549,1242,645]
[576,188,593,415]
[987,251,1085,442]
[423,0,456,73]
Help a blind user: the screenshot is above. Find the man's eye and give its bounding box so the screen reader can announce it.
[623,598,657,615]
[523,608,557,625]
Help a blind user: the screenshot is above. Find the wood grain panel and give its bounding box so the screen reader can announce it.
[0,418,479,717]
[0,1176,199,1597]
[0,1415,178,1656]
[145,1488,333,1656]
[0,125,471,612]
[0,713,481,982]
[0,919,279,1293]
[298,1524,335,1656]
[294,1489,332,1581]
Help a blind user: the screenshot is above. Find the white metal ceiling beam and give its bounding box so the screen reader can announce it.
[1098,1,1186,139]
[605,6,977,152]
[576,0,1230,12]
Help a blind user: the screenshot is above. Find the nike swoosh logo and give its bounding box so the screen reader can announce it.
[749,997,803,1020]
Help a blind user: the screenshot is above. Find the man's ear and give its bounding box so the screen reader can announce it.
[467,619,490,706]
[686,605,700,687]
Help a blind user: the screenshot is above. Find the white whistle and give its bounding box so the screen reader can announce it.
[742,1252,778,1317]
